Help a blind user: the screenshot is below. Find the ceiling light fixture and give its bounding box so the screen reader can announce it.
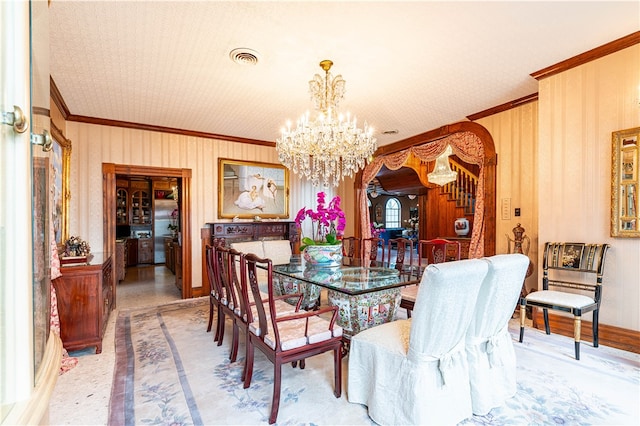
[276,60,377,187]
[427,144,458,186]
[408,194,416,200]
[369,188,379,199]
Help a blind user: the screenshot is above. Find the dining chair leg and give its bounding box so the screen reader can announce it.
[241,332,250,382]
[519,300,526,343]
[207,297,214,332]
[333,347,342,398]
[216,307,225,346]
[243,340,255,389]
[543,308,550,334]
[592,309,600,347]
[269,362,283,424]
[573,315,582,360]
[230,322,239,362]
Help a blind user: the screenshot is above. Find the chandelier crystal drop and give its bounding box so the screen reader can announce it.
[427,144,458,186]
[276,60,377,187]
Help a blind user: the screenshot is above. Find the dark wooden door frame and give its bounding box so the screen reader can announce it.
[103,163,193,305]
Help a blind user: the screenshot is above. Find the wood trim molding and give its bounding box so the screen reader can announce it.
[467,93,538,122]
[531,31,640,80]
[66,114,276,147]
[532,310,640,354]
[50,77,70,119]
[102,164,193,300]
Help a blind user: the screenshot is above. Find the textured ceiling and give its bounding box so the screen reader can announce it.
[49,1,639,147]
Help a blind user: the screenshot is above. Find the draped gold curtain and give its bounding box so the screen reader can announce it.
[359,131,486,259]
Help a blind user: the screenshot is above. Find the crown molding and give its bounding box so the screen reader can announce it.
[531,31,640,80]
[467,93,538,122]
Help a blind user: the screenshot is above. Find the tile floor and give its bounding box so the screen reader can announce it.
[48,264,182,425]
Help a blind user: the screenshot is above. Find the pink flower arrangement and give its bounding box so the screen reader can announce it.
[295,192,346,249]
[370,222,385,238]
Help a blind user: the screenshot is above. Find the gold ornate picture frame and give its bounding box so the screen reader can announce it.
[611,126,639,237]
[218,158,289,219]
[50,122,71,246]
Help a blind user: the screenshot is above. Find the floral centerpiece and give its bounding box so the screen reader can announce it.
[370,222,385,238]
[63,236,91,258]
[295,192,345,267]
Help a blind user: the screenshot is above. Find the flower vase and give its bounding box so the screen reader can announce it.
[302,244,343,268]
[454,217,470,236]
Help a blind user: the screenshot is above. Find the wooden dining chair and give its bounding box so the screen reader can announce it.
[213,245,242,362]
[205,245,225,341]
[387,237,414,281]
[230,247,299,382]
[415,238,461,277]
[341,236,360,265]
[242,253,343,424]
[361,237,383,267]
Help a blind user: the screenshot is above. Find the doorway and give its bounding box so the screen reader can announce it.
[103,163,193,307]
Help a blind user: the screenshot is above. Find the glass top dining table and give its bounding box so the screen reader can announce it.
[271,256,419,296]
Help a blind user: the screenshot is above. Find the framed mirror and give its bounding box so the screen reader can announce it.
[611,126,639,237]
[50,122,71,246]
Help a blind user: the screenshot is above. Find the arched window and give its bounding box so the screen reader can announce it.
[385,198,401,228]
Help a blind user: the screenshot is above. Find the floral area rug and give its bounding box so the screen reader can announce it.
[109,298,640,425]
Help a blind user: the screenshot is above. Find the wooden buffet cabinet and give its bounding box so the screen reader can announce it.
[52,253,114,354]
[201,221,298,297]
[206,221,298,248]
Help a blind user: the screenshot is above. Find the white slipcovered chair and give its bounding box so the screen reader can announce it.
[348,259,489,425]
[466,253,530,415]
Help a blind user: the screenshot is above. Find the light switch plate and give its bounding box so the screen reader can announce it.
[501,198,511,220]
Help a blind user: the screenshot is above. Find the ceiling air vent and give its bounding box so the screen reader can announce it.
[229,48,260,65]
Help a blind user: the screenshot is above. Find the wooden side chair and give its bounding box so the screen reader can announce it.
[242,253,343,424]
[205,245,225,341]
[341,236,360,265]
[213,245,242,362]
[387,237,414,281]
[361,237,383,267]
[401,238,462,318]
[519,242,610,360]
[229,247,299,382]
[416,238,461,275]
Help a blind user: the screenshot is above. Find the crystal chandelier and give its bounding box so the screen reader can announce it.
[427,144,458,186]
[276,60,377,187]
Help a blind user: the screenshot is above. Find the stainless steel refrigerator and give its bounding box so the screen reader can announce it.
[153,199,177,263]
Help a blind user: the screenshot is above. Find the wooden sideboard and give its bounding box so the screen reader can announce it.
[52,253,113,354]
[205,221,298,248]
[200,221,298,297]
